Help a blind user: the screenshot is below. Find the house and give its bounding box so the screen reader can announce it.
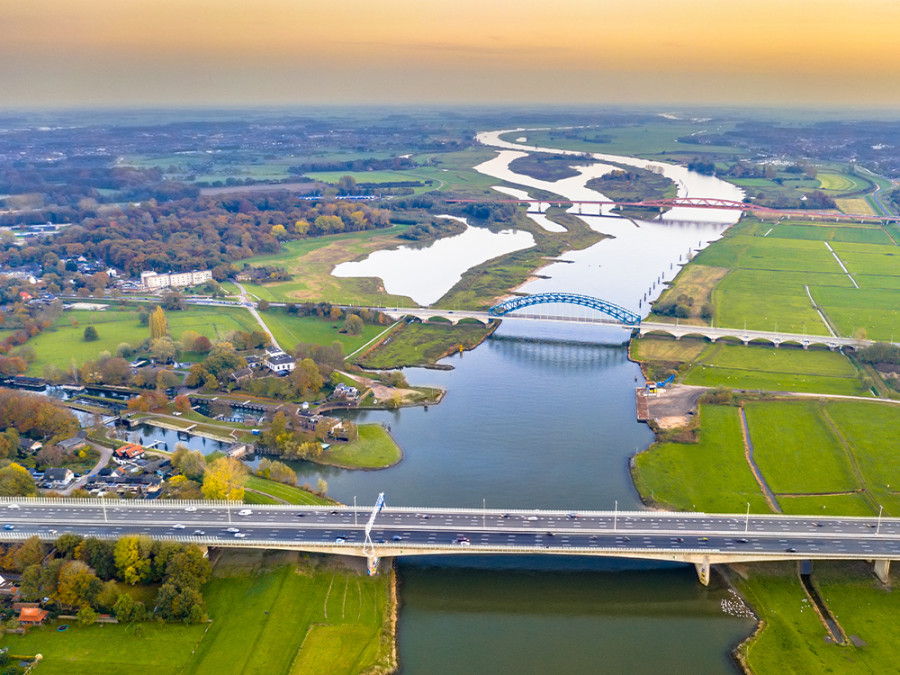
[263,351,295,373]
[57,436,87,453]
[245,355,261,369]
[114,443,145,463]
[17,607,49,625]
[44,467,75,489]
[333,383,360,400]
[0,574,18,596]
[230,367,254,382]
[17,438,42,455]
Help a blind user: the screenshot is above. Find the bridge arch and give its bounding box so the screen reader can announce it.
[489,293,642,326]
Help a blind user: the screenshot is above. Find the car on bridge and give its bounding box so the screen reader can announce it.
[238,509,253,516]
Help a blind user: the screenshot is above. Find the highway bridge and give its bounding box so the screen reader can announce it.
[1,498,896,585]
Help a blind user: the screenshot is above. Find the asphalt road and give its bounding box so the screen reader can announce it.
[1,503,899,559]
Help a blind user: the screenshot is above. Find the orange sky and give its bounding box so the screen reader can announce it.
[3,0,899,108]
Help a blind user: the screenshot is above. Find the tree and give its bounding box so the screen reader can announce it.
[172,445,207,481]
[83,325,99,342]
[337,175,357,195]
[258,299,270,311]
[55,533,84,559]
[78,606,98,626]
[77,538,117,580]
[114,536,154,585]
[166,546,210,591]
[0,463,37,497]
[149,306,168,339]
[113,592,135,622]
[161,475,203,500]
[343,314,364,336]
[156,369,180,390]
[55,560,102,610]
[317,478,328,495]
[201,456,247,500]
[150,337,177,363]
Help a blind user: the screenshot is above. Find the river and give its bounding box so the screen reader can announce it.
[294,130,755,672]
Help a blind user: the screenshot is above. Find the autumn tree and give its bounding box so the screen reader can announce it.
[201,456,247,501]
[114,536,155,585]
[0,463,37,497]
[55,560,102,610]
[343,314,364,336]
[149,306,168,339]
[172,445,207,481]
[83,325,99,342]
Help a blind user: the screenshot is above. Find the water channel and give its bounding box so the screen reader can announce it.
[285,129,759,673]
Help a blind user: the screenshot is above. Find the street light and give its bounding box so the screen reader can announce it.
[744,502,750,533]
[614,500,618,531]
[877,504,884,535]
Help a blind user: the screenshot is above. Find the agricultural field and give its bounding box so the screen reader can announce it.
[664,217,900,339]
[681,342,868,396]
[634,398,900,517]
[744,400,858,494]
[1,551,395,675]
[631,405,770,513]
[19,305,259,375]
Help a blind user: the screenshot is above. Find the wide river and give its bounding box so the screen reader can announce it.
[296,130,756,673]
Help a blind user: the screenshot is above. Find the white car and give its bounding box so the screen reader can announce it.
[172,524,185,529]
[184,506,197,512]
[238,509,252,516]
[226,527,240,533]
[7,504,19,510]
[234,532,247,538]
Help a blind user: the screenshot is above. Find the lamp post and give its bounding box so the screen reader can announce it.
[614,500,618,531]
[877,504,884,536]
[744,502,750,533]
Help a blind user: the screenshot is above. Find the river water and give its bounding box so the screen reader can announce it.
[294,130,755,672]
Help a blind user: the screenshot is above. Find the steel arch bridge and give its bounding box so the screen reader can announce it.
[489,293,642,325]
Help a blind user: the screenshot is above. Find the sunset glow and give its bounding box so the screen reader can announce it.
[3,0,899,107]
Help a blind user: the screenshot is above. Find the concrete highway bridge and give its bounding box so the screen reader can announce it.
[1,498,897,585]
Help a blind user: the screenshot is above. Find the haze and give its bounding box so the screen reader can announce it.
[3,0,899,108]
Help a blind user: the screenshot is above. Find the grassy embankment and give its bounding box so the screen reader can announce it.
[0,550,395,675]
[356,319,497,369]
[319,424,402,470]
[243,475,334,505]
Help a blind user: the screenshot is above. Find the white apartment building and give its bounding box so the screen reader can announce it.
[140,269,212,290]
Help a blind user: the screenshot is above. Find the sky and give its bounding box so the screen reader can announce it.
[3,0,899,109]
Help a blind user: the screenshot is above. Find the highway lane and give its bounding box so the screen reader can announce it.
[0,503,898,559]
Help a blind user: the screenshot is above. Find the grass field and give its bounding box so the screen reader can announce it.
[681,343,867,396]
[236,227,428,306]
[356,320,495,368]
[20,305,260,374]
[733,563,872,674]
[817,172,857,192]
[1,551,395,675]
[630,336,708,363]
[631,405,769,512]
[320,424,402,469]
[243,475,332,505]
[260,309,387,353]
[835,198,877,216]
[744,400,858,494]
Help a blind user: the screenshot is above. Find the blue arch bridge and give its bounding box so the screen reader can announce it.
[488,292,642,325]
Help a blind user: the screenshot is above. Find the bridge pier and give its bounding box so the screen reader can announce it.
[874,559,891,584]
[694,557,711,586]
